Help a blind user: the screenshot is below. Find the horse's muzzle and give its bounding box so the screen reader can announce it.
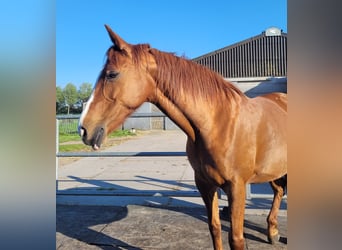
[79,126,104,150]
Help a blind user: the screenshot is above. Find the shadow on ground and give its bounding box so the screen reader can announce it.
[57,176,287,249]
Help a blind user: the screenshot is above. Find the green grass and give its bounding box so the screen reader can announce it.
[58,129,136,152]
[59,133,82,143]
[57,118,137,152]
[108,129,135,138]
[58,129,135,143]
[59,144,89,152]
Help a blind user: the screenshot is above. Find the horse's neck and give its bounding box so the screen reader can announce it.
[151,84,241,143]
[148,52,244,141]
[152,88,196,140]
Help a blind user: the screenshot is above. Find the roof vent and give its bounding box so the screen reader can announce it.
[265,27,282,36]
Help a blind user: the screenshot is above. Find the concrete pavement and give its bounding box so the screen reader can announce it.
[56,130,287,249]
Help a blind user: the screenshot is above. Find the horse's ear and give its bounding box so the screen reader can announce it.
[104,24,130,51]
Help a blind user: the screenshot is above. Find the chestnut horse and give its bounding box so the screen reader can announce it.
[78,25,287,250]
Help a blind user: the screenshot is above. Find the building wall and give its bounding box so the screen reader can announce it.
[230,77,287,97]
[123,103,152,130]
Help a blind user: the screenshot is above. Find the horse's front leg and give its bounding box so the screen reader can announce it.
[195,175,222,250]
[227,179,246,250]
[267,175,287,244]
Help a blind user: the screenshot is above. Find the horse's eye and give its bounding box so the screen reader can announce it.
[106,71,119,80]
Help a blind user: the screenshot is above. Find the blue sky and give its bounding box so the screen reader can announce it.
[57,0,286,88]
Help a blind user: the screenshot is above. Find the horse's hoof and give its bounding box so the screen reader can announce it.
[268,233,280,244]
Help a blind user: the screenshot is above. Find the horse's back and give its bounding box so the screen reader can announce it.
[259,92,287,112]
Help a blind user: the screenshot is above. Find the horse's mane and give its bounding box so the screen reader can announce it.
[148,48,245,104]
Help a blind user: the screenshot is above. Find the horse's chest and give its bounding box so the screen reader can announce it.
[187,136,234,183]
[187,146,227,186]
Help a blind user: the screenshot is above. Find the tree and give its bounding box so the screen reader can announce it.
[63,83,78,105]
[56,86,64,113]
[78,82,93,103]
[56,86,64,103]
[56,82,93,114]
[63,83,78,114]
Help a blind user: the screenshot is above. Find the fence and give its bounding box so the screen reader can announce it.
[56,114,281,200]
[56,112,169,134]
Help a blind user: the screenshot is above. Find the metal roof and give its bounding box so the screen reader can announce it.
[192,28,287,78]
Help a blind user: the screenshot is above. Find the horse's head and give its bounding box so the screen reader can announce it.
[78,25,156,150]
